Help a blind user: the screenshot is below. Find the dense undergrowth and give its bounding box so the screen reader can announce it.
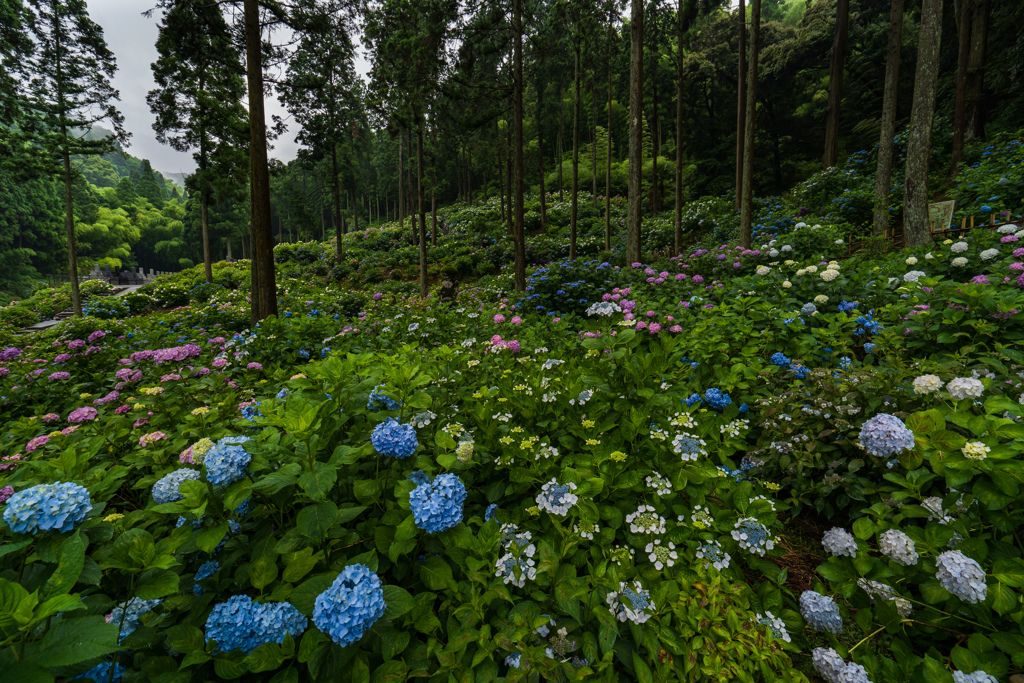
[1,133,1024,683]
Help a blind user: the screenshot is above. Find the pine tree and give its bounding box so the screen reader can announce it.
[19,0,127,316]
[148,0,247,282]
[872,0,905,237]
[626,0,643,265]
[739,0,761,249]
[822,0,849,169]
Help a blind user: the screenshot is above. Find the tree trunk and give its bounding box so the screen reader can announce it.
[513,0,526,292]
[951,0,973,176]
[431,194,437,246]
[62,148,81,316]
[498,141,506,223]
[244,0,276,320]
[652,80,659,214]
[417,125,427,298]
[591,76,598,209]
[903,0,943,247]
[352,190,358,233]
[739,0,760,249]
[675,0,685,255]
[626,0,644,265]
[873,0,905,236]
[606,6,613,252]
[823,0,849,169]
[734,0,746,211]
[965,0,989,142]
[537,84,548,228]
[226,236,233,261]
[558,83,564,202]
[331,144,343,261]
[201,189,212,282]
[398,133,404,229]
[407,129,415,238]
[571,45,580,261]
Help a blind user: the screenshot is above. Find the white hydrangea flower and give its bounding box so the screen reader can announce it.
[782,281,792,288]
[904,270,926,283]
[731,517,775,556]
[821,269,839,282]
[606,581,655,624]
[951,257,968,267]
[769,249,779,257]
[998,224,1018,234]
[814,294,829,304]
[951,241,969,253]
[645,539,677,570]
[645,471,672,496]
[781,244,793,252]
[695,540,731,570]
[906,256,918,265]
[535,479,578,516]
[953,670,1000,683]
[626,505,666,535]
[806,265,819,274]
[755,611,792,643]
[947,377,984,400]
[857,578,913,617]
[822,527,858,558]
[980,248,999,261]
[879,528,918,565]
[961,441,990,460]
[756,265,771,276]
[495,553,537,588]
[913,374,943,394]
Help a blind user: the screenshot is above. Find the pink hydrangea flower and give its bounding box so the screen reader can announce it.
[649,323,662,333]
[26,435,49,452]
[212,358,229,368]
[246,362,263,370]
[61,426,78,436]
[0,454,23,471]
[194,367,210,377]
[139,431,167,447]
[635,321,648,331]
[493,314,505,324]
[48,371,70,381]
[179,446,194,464]
[68,340,86,350]
[54,353,72,364]
[41,413,59,422]
[670,325,683,333]
[68,406,98,423]
[133,418,149,429]
[87,330,106,343]
[692,275,704,284]
[114,404,131,415]
[511,316,523,324]
[0,486,13,504]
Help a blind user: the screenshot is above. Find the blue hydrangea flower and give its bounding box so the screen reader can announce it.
[205,595,306,653]
[801,303,817,316]
[485,504,499,522]
[298,349,310,359]
[704,388,732,411]
[152,468,201,504]
[800,590,843,633]
[863,343,877,354]
[408,470,431,487]
[371,418,418,458]
[75,662,125,682]
[205,436,252,486]
[954,671,1000,683]
[3,482,92,534]
[275,388,290,401]
[838,356,853,370]
[936,550,987,603]
[410,473,467,533]
[858,413,915,457]
[240,402,263,420]
[505,653,521,669]
[194,560,219,595]
[837,300,859,313]
[313,564,386,647]
[110,598,162,641]
[321,347,331,358]
[769,352,790,367]
[684,393,702,407]
[367,385,401,411]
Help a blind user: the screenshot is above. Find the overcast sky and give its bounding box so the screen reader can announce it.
[86,1,370,177]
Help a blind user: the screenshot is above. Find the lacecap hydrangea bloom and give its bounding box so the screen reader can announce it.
[935,550,987,603]
[371,418,419,458]
[672,433,707,461]
[946,377,984,400]
[409,473,467,533]
[800,590,843,634]
[535,479,578,515]
[313,564,386,647]
[912,374,942,394]
[821,527,858,558]
[606,581,655,624]
[3,482,92,534]
[696,540,731,570]
[495,552,537,587]
[879,528,918,565]
[857,578,912,617]
[204,436,252,486]
[731,517,775,555]
[756,611,791,643]
[858,413,915,457]
[151,468,201,504]
[110,598,162,641]
[205,594,307,652]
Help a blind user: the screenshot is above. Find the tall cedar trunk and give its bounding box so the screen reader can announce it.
[417,125,427,297]
[512,0,526,292]
[739,0,760,249]
[558,83,564,201]
[903,0,943,247]
[675,0,685,255]
[431,195,437,245]
[244,0,276,320]
[823,0,850,169]
[626,0,644,264]
[53,15,82,316]
[873,0,905,235]
[734,0,746,211]
[352,190,358,232]
[226,236,232,260]
[652,81,659,213]
[331,145,343,261]
[537,85,547,228]
[965,0,989,142]
[570,45,580,261]
[498,141,505,222]
[249,178,259,327]
[605,5,613,251]
[407,129,415,241]
[398,133,404,228]
[201,189,212,281]
[951,0,973,176]
[507,156,513,235]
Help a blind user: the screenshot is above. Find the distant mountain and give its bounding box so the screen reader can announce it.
[161,171,188,189]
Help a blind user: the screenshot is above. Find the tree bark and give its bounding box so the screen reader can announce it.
[626,0,644,264]
[417,124,427,298]
[903,0,943,247]
[512,0,526,292]
[571,45,580,261]
[591,76,598,209]
[537,84,547,228]
[606,4,613,252]
[734,0,746,212]
[201,189,212,282]
[398,132,404,229]
[822,0,849,169]
[53,13,82,316]
[331,144,343,261]
[498,138,506,223]
[873,0,905,236]
[965,0,989,142]
[558,82,564,201]
[739,0,760,249]
[244,0,276,320]
[951,0,973,176]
